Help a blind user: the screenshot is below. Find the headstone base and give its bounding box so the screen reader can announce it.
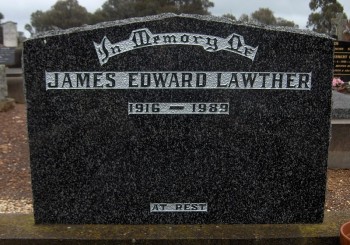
[0,211,349,245]
[0,98,15,112]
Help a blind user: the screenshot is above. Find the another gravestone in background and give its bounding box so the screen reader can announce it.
[3,47,25,104]
[0,38,17,103]
[1,22,18,48]
[334,41,350,83]
[0,47,15,65]
[0,65,7,100]
[329,91,350,169]
[24,14,333,224]
[0,64,15,112]
[0,48,16,111]
[0,21,22,106]
[331,40,350,169]
[331,13,349,41]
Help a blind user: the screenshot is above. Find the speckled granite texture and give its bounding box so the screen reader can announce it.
[24,14,333,224]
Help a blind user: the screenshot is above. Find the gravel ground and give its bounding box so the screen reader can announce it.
[0,104,349,214]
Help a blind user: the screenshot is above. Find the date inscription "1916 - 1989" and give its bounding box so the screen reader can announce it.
[129,103,229,115]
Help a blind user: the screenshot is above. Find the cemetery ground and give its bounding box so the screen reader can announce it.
[0,104,349,214]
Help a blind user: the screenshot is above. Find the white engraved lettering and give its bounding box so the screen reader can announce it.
[150,203,208,212]
[46,71,312,90]
[93,28,258,65]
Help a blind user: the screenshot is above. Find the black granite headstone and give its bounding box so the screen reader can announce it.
[24,14,333,224]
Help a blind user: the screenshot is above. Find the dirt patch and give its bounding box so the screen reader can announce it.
[0,104,32,213]
[326,169,350,211]
[0,104,349,213]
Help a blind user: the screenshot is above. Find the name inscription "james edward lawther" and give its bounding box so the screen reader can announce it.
[45,71,311,90]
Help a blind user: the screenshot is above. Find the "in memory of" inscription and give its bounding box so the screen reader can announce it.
[45,71,311,90]
[93,28,258,65]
